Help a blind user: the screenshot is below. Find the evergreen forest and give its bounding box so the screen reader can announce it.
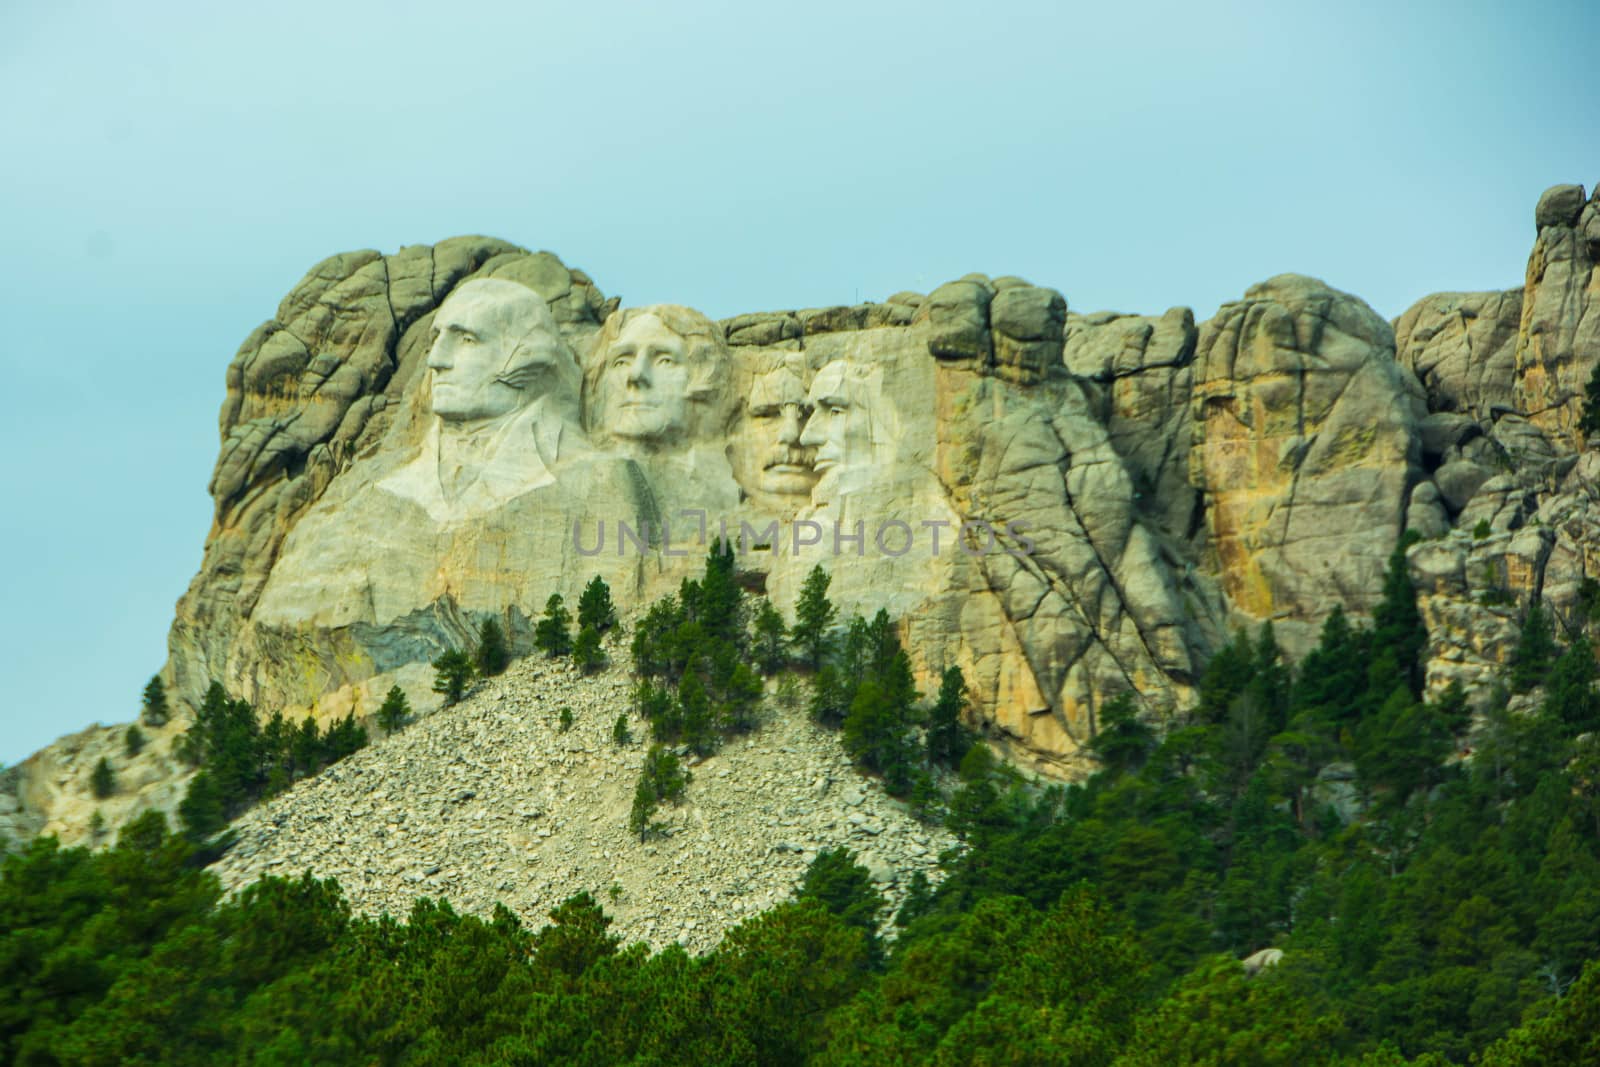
[4,540,1600,1065]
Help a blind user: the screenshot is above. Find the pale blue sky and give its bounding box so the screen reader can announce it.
[1,0,1595,764]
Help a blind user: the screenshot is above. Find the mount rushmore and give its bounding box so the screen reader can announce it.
[127,179,1600,779]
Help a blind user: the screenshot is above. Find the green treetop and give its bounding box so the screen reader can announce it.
[432,649,475,705]
[140,675,169,726]
[792,565,837,670]
[474,617,509,677]
[90,757,116,799]
[577,574,618,634]
[535,593,574,657]
[376,685,411,734]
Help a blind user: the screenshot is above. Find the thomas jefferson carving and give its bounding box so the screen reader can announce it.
[585,305,741,517]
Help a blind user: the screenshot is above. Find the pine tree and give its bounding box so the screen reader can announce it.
[908,770,944,824]
[574,624,605,674]
[90,757,116,799]
[1250,622,1291,731]
[636,679,676,741]
[1372,533,1428,698]
[1195,629,1256,725]
[262,710,292,795]
[645,743,689,803]
[698,538,742,645]
[631,595,687,680]
[1090,691,1155,774]
[896,869,936,927]
[1354,685,1448,802]
[124,724,146,758]
[628,775,659,840]
[798,848,886,963]
[432,649,475,705]
[718,661,764,733]
[1294,604,1368,723]
[808,664,851,727]
[926,666,974,766]
[320,715,368,763]
[376,685,411,734]
[184,683,264,809]
[877,650,922,795]
[577,575,618,634]
[841,659,920,796]
[1580,359,1600,439]
[752,599,788,675]
[792,565,837,670]
[678,667,716,755]
[291,715,321,778]
[612,714,632,747]
[475,617,510,677]
[1510,602,1558,693]
[629,744,690,840]
[140,675,169,726]
[535,593,574,657]
[1544,637,1600,734]
[179,769,226,840]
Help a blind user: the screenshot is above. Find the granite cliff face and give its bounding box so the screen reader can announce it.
[5,181,1599,849]
[167,253,1239,778]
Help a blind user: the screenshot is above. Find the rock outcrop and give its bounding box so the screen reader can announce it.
[0,717,192,850]
[1189,274,1426,645]
[168,242,619,727]
[8,181,1600,850]
[1513,183,1600,448]
[1390,182,1600,700]
[162,253,1233,781]
[1395,289,1523,419]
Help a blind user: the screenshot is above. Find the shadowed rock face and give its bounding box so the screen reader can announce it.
[1395,289,1524,420]
[1514,184,1600,448]
[1189,274,1427,640]
[128,181,1600,790]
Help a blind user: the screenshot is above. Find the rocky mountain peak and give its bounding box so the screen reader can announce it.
[4,181,1598,851]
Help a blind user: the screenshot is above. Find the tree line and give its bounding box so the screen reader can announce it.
[16,532,1596,1062]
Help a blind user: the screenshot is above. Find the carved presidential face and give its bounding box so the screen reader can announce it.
[600,313,695,442]
[427,280,566,424]
[735,364,818,499]
[799,361,879,480]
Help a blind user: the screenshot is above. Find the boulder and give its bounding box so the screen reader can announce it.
[1536,183,1588,230]
[1189,274,1426,643]
[1394,289,1522,419]
[1064,307,1199,541]
[1514,184,1600,447]
[1433,459,1494,514]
